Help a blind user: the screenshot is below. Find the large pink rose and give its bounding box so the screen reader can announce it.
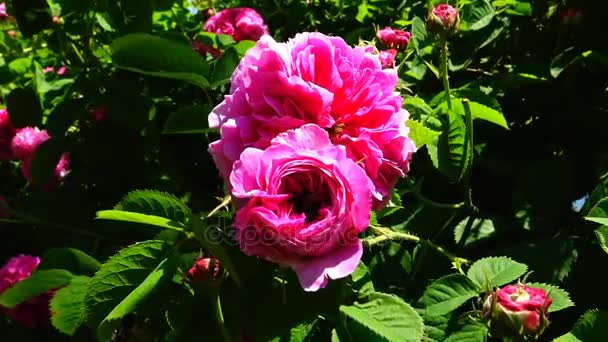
[230,124,373,291]
[209,32,415,208]
[203,7,269,42]
[0,255,52,327]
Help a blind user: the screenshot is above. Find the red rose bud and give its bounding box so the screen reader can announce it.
[187,257,221,283]
[482,284,552,337]
[376,27,411,49]
[378,49,397,68]
[427,4,459,35]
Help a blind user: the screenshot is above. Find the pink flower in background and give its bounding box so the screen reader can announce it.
[10,127,50,161]
[230,125,373,291]
[56,66,66,75]
[90,105,107,123]
[378,49,397,68]
[483,284,552,337]
[209,32,416,208]
[11,127,70,186]
[203,7,269,42]
[376,27,411,49]
[0,255,52,327]
[0,108,16,160]
[42,66,55,74]
[0,3,8,19]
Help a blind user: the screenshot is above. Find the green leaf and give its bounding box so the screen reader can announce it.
[554,309,608,342]
[111,33,210,89]
[97,256,179,341]
[40,248,101,276]
[233,40,256,57]
[427,109,469,181]
[406,119,441,149]
[0,269,74,308]
[29,138,65,186]
[454,217,497,247]
[411,17,429,56]
[466,257,527,288]
[95,210,187,232]
[526,283,574,313]
[191,214,241,286]
[212,46,240,87]
[420,274,480,316]
[84,240,172,328]
[594,226,608,254]
[340,292,424,342]
[49,276,90,336]
[444,319,488,342]
[585,217,608,225]
[376,188,403,218]
[437,99,509,129]
[34,63,74,94]
[403,96,433,117]
[550,48,595,78]
[7,87,43,128]
[461,0,496,31]
[114,189,191,224]
[271,320,319,342]
[351,262,375,298]
[162,104,213,134]
[8,57,33,75]
[95,12,116,32]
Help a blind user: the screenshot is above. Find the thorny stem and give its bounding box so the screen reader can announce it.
[440,36,452,110]
[365,226,468,273]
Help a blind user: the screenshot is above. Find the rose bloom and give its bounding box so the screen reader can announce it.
[483,284,552,336]
[0,108,16,160]
[11,127,70,186]
[376,27,411,49]
[429,3,459,32]
[203,7,269,42]
[378,49,397,68]
[208,32,416,209]
[230,124,373,291]
[0,255,53,327]
[0,3,8,19]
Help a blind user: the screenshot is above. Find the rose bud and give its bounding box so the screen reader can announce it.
[203,7,269,42]
[187,257,221,283]
[482,284,552,337]
[0,108,16,160]
[378,49,397,68]
[376,27,411,49]
[427,3,459,35]
[0,255,54,327]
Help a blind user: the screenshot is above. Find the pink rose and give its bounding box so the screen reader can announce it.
[203,7,269,42]
[208,32,415,208]
[0,108,16,160]
[230,124,373,291]
[378,49,397,68]
[56,66,67,76]
[0,3,8,19]
[483,284,552,337]
[376,27,411,49]
[0,255,52,327]
[428,4,459,34]
[11,127,70,187]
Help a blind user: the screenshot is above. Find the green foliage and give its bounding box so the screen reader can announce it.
[113,190,191,225]
[461,0,496,31]
[420,274,480,316]
[39,248,101,276]
[96,210,187,232]
[83,240,172,328]
[340,292,424,342]
[406,119,442,149]
[466,256,528,288]
[49,276,90,336]
[0,269,74,308]
[162,104,213,134]
[443,319,488,342]
[554,309,608,342]
[525,283,574,313]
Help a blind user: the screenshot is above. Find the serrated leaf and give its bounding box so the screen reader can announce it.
[444,319,488,342]
[376,188,403,218]
[162,104,213,134]
[340,292,424,341]
[421,274,480,316]
[403,96,434,117]
[49,276,90,336]
[97,256,179,341]
[111,33,210,89]
[84,240,172,328]
[461,0,496,31]
[526,283,574,313]
[96,210,187,232]
[114,190,191,225]
[454,217,497,247]
[594,226,608,254]
[550,48,594,78]
[211,46,239,87]
[554,309,608,342]
[351,262,375,298]
[428,109,469,181]
[406,119,441,149]
[411,17,429,56]
[437,99,508,129]
[467,257,527,288]
[0,269,74,308]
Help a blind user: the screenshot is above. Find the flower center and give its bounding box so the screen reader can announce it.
[280,172,333,223]
[510,286,531,302]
